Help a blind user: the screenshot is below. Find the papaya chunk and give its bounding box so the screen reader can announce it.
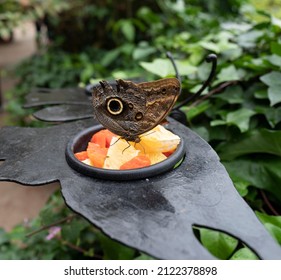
[120,155,151,170]
[91,129,116,148]
[87,142,108,168]
[74,151,89,161]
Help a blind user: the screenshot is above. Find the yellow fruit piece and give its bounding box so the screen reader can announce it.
[144,152,167,165]
[103,137,140,169]
[134,125,180,153]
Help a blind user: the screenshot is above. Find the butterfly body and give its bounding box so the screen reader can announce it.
[92,78,181,142]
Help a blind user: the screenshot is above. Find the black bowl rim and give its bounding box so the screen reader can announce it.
[65,124,185,181]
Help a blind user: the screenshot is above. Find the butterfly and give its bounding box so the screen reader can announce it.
[92,78,181,143]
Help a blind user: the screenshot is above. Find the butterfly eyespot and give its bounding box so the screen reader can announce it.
[128,103,134,109]
[162,88,166,92]
[107,98,123,115]
[135,112,143,120]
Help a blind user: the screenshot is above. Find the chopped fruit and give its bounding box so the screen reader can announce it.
[74,125,180,170]
[163,150,175,157]
[82,158,93,166]
[103,137,139,169]
[91,129,116,148]
[134,125,180,153]
[74,151,89,161]
[120,155,151,170]
[87,142,108,168]
[145,152,167,165]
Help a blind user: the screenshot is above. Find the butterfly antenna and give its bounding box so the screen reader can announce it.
[122,141,131,154]
[110,137,121,147]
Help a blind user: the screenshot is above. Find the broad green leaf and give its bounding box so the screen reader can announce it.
[254,89,268,99]
[215,65,240,85]
[272,16,281,29]
[223,156,281,203]
[133,45,156,60]
[140,59,197,78]
[268,87,281,107]
[260,71,281,106]
[270,42,281,56]
[236,30,264,48]
[215,85,244,104]
[266,54,281,68]
[199,41,220,53]
[101,48,121,67]
[225,108,256,133]
[184,100,211,121]
[121,20,135,42]
[233,180,250,197]
[255,106,281,127]
[256,212,281,228]
[198,228,238,259]
[218,129,281,160]
[230,248,259,260]
[256,212,281,245]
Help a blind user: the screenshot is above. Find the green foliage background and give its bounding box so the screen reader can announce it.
[1,0,281,260]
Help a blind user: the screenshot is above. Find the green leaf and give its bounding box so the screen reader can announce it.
[225,108,256,133]
[266,54,281,68]
[135,253,155,260]
[101,48,121,67]
[198,228,238,259]
[184,100,211,121]
[271,16,281,29]
[255,106,281,127]
[223,156,281,203]
[61,219,88,244]
[218,129,281,160]
[237,30,264,48]
[133,45,156,60]
[140,59,196,78]
[233,180,250,197]
[97,232,135,260]
[121,20,135,42]
[215,65,240,85]
[270,42,281,56]
[260,71,281,106]
[230,248,259,260]
[215,85,244,104]
[0,229,9,245]
[256,212,281,245]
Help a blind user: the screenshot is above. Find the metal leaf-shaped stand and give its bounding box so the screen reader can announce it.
[1,117,280,259]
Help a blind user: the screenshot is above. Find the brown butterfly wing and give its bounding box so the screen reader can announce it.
[92,78,180,141]
[137,77,181,131]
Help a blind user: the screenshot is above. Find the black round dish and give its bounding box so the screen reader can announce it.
[65,124,185,181]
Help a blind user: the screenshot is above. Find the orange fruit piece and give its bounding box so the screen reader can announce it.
[163,150,175,157]
[120,155,151,170]
[74,151,88,161]
[91,129,116,148]
[87,142,108,168]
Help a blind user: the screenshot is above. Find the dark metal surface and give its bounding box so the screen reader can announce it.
[33,104,93,122]
[23,87,90,108]
[0,118,280,259]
